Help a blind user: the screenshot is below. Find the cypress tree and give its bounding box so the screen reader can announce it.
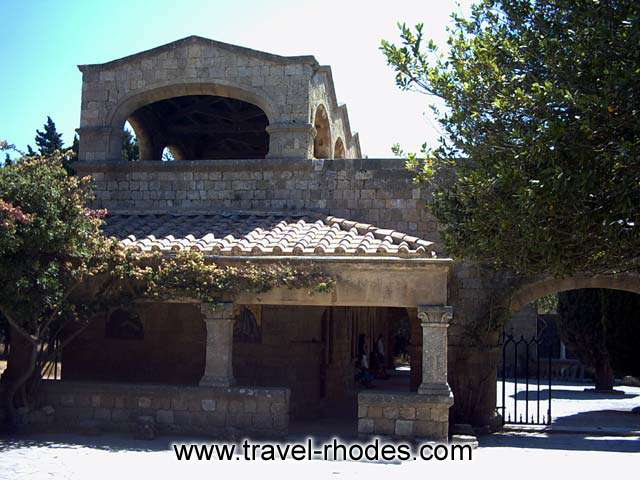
[35,116,64,156]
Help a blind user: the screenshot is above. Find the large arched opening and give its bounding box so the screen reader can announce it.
[106,83,276,161]
[126,95,269,160]
[499,276,640,431]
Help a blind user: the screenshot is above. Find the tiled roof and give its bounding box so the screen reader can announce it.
[103,212,436,257]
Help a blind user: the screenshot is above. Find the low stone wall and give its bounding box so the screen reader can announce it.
[10,381,290,438]
[357,391,451,441]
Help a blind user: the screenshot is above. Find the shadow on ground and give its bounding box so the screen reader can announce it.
[0,433,174,453]
[552,410,640,429]
[479,432,640,453]
[512,388,638,401]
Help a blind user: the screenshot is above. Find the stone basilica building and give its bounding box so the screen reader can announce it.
[11,36,640,441]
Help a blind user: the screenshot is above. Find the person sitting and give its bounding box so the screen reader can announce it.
[375,334,388,379]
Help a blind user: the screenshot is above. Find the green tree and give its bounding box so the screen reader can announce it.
[381,0,640,277]
[71,134,79,158]
[122,128,139,161]
[0,152,129,427]
[0,151,331,430]
[34,116,64,156]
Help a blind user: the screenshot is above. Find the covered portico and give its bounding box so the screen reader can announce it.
[46,212,454,440]
[197,254,454,440]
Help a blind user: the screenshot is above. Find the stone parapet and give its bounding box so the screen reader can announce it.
[13,381,290,438]
[357,390,452,441]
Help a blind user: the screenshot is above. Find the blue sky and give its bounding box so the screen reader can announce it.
[0,0,473,158]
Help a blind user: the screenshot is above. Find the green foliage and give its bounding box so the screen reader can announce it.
[0,152,332,423]
[122,128,139,161]
[382,0,640,277]
[0,154,332,340]
[534,293,557,314]
[71,134,79,158]
[34,116,64,156]
[0,151,114,336]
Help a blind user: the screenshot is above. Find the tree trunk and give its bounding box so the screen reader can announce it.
[0,325,32,385]
[1,330,38,431]
[594,357,615,391]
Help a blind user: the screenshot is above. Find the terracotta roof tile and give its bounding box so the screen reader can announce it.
[103,212,436,258]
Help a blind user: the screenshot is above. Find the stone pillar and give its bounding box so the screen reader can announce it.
[200,302,235,387]
[78,125,117,161]
[417,305,453,398]
[266,122,315,158]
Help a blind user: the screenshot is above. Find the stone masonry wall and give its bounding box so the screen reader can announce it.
[75,157,500,428]
[233,306,326,420]
[358,391,451,441]
[75,158,441,249]
[13,381,290,438]
[63,302,205,384]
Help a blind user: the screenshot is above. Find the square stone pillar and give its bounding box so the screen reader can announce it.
[417,305,453,399]
[200,302,235,387]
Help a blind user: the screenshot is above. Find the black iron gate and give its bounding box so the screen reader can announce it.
[497,331,553,425]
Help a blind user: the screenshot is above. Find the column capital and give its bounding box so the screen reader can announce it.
[417,305,453,326]
[265,121,315,135]
[201,302,235,321]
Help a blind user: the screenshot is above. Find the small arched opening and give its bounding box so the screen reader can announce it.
[313,104,331,159]
[334,137,345,159]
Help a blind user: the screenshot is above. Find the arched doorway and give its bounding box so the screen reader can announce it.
[313,104,331,159]
[499,278,640,430]
[126,95,269,160]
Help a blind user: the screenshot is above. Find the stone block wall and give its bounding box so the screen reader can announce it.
[75,158,441,249]
[78,36,360,160]
[233,306,326,419]
[73,157,501,428]
[25,381,290,438]
[357,391,451,441]
[63,302,205,384]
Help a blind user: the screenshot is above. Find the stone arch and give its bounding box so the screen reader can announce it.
[333,137,345,159]
[313,104,331,159]
[509,274,640,313]
[105,82,278,160]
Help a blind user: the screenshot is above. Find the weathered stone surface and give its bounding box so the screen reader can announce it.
[358,391,450,441]
[358,418,374,434]
[16,381,290,438]
[395,420,414,437]
[78,36,361,161]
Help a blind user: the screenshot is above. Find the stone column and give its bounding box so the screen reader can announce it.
[266,122,315,158]
[417,305,453,398]
[199,302,235,387]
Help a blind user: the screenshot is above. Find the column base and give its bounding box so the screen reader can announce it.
[199,376,235,388]
[418,382,453,399]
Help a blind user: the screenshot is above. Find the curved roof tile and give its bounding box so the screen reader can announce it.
[103,212,437,258]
